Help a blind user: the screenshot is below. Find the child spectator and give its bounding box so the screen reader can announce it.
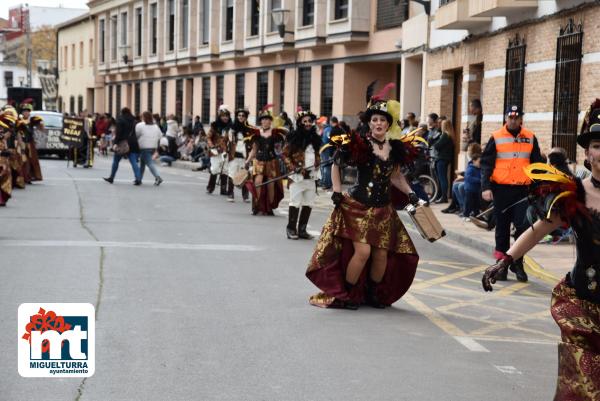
[462,153,482,220]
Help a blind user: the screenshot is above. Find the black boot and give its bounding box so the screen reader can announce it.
[227,177,234,202]
[286,206,299,239]
[220,174,228,195]
[206,174,217,194]
[343,281,360,310]
[366,278,386,309]
[297,206,313,239]
[510,258,528,282]
[242,185,249,202]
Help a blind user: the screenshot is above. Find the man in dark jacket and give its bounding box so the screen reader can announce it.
[103,107,142,185]
[480,105,544,282]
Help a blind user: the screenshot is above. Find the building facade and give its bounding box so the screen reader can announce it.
[57,14,102,115]
[421,0,599,164]
[88,0,413,125]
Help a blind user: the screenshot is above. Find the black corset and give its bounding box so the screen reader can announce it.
[569,210,600,304]
[256,136,278,161]
[348,155,395,208]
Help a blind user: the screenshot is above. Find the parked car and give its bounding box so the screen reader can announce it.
[30,111,68,158]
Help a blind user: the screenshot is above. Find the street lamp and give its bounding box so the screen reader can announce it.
[271,8,293,39]
[119,44,131,65]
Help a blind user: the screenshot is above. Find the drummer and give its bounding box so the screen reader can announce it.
[226,107,252,202]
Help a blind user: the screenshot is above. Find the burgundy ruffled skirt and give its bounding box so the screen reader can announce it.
[306,194,419,307]
[551,278,600,400]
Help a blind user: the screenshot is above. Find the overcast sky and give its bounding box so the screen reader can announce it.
[1,1,89,19]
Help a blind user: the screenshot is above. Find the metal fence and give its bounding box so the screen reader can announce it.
[503,34,526,121]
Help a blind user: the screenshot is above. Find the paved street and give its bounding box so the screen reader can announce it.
[2,157,560,401]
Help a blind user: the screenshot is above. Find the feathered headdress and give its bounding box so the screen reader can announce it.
[258,103,274,121]
[364,82,396,126]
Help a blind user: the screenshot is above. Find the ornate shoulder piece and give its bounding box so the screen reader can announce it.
[389,127,428,166]
[524,163,587,223]
[321,130,369,166]
[243,126,260,142]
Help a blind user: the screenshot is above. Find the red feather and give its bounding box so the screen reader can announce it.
[372,82,395,102]
[296,105,303,112]
[260,103,274,112]
[22,98,34,104]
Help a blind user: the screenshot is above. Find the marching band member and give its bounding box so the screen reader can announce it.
[206,106,232,195]
[226,108,252,202]
[283,110,322,239]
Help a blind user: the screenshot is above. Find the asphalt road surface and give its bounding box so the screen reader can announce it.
[1,157,560,401]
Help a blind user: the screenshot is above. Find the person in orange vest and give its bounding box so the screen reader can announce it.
[480,105,544,282]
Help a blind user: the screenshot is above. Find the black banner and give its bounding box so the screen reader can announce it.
[60,117,84,147]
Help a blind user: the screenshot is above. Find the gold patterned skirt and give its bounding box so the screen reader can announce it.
[0,156,11,205]
[551,278,600,401]
[306,194,419,307]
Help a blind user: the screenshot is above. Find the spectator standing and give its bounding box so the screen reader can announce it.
[430,118,455,203]
[192,116,203,136]
[103,107,142,185]
[462,99,483,148]
[480,105,544,282]
[402,112,419,134]
[135,111,163,186]
[319,116,333,190]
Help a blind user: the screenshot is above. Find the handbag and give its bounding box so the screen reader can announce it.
[113,140,130,156]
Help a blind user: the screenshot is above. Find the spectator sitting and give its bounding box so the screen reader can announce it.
[158,135,179,166]
[462,153,482,220]
[178,128,195,161]
[192,116,203,136]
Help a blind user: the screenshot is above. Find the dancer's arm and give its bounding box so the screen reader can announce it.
[332,163,342,193]
[245,143,257,165]
[390,168,413,195]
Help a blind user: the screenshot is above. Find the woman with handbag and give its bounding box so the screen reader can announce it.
[103,107,142,185]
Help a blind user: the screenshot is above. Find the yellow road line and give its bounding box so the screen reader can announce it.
[495,282,530,297]
[412,265,486,290]
[418,268,445,276]
[403,293,465,336]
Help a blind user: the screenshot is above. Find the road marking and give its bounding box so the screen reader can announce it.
[44,177,205,186]
[494,365,522,375]
[0,240,264,251]
[412,265,486,290]
[454,336,490,352]
[494,281,530,297]
[418,268,445,276]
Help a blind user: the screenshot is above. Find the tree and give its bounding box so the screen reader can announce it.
[16,25,57,70]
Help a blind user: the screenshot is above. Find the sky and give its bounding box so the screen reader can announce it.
[1,1,89,19]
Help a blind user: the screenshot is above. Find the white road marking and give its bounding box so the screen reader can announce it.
[494,365,522,375]
[453,336,490,352]
[0,240,263,251]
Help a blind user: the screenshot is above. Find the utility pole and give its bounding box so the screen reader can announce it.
[24,4,32,87]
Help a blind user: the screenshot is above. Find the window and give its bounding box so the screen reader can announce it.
[270,0,282,32]
[168,0,175,51]
[334,0,348,20]
[250,0,260,36]
[57,96,62,112]
[121,12,127,46]
[108,85,113,115]
[4,71,13,88]
[298,67,311,111]
[78,95,84,114]
[79,41,84,67]
[302,0,314,26]
[99,19,105,63]
[278,70,285,112]
[89,39,94,63]
[202,77,210,123]
[116,84,122,114]
[235,73,245,110]
[216,75,224,114]
[63,46,68,70]
[111,16,118,61]
[376,0,408,30]
[552,19,584,161]
[503,34,526,123]
[187,78,194,115]
[135,7,142,57]
[161,80,167,117]
[70,96,75,114]
[147,82,154,112]
[134,82,141,116]
[180,0,189,49]
[256,72,268,116]
[200,0,209,45]
[321,65,333,117]
[225,0,234,41]
[176,79,183,121]
[71,44,75,68]
[150,3,158,55]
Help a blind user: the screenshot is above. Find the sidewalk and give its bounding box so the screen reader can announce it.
[166,161,574,283]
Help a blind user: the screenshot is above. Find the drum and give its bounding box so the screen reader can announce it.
[232,168,249,188]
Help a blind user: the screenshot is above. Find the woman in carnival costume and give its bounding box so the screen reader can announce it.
[306,84,422,309]
[0,109,17,205]
[482,99,600,400]
[244,104,287,216]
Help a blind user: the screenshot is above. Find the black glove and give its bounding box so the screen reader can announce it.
[408,192,420,206]
[331,192,344,207]
[482,255,513,292]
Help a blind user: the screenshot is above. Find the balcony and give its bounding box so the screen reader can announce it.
[294,0,326,48]
[435,0,491,30]
[324,0,369,45]
[469,0,538,17]
[401,12,428,50]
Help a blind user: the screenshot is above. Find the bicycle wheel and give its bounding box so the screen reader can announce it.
[418,174,438,201]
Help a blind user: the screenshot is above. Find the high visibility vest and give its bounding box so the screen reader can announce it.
[490,125,534,186]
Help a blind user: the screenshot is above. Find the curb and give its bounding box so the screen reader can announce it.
[170,160,202,170]
[523,255,560,285]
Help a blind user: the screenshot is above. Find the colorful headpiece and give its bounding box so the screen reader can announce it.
[258,104,274,121]
[578,99,600,148]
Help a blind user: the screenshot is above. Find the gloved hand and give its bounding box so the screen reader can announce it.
[408,192,420,206]
[331,192,344,207]
[482,255,513,292]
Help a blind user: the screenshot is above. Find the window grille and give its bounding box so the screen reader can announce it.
[116,85,122,114]
[278,70,285,113]
[250,0,260,36]
[302,0,314,26]
[503,33,526,122]
[176,79,183,122]
[256,72,268,116]
[202,77,210,123]
[134,82,141,115]
[298,67,311,112]
[216,75,224,115]
[235,73,245,111]
[552,19,583,161]
[376,0,408,30]
[147,82,153,112]
[108,85,113,115]
[321,65,333,117]
[160,81,167,117]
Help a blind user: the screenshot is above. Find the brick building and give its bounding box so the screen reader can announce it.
[423,0,599,165]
